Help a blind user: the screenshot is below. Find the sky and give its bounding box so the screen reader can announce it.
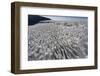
[42,15,88,22]
[28,15,88,25]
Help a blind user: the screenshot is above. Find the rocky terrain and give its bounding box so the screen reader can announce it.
[28,20,88,61]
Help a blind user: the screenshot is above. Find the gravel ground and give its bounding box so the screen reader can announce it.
[28,20,88,61]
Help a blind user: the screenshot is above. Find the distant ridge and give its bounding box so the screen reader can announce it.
[28,15,51,25]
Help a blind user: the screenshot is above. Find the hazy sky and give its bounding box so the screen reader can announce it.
[42,15,88,22]
[28,15,88,25]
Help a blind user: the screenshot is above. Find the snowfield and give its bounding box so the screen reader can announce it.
[28,20,88,61]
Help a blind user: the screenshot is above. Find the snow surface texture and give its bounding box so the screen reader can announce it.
[28,20,88,61]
